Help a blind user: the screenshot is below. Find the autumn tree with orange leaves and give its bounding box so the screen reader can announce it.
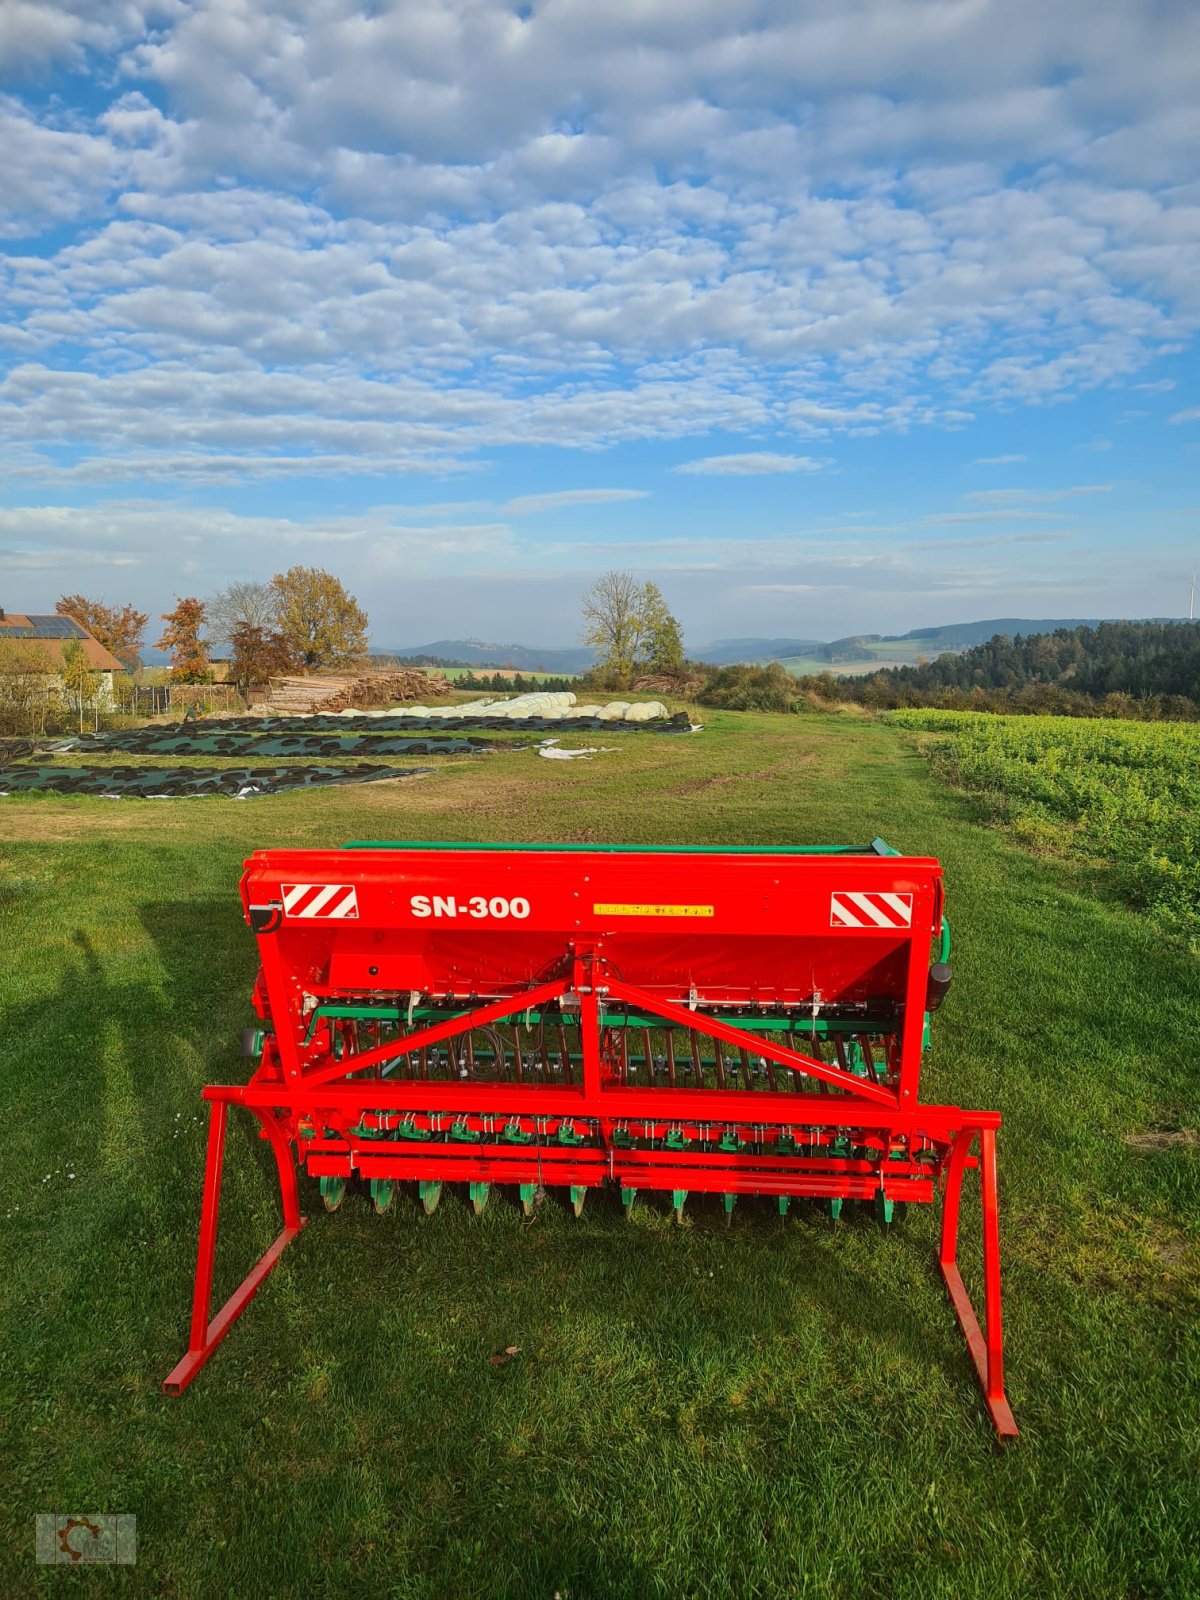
[156,597,212,683]
[56,595,148,670]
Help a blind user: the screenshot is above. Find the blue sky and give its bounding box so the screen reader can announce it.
[1,0,1198,647]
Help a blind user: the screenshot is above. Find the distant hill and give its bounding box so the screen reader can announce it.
[827,619,1200,706]
[692,637,826,665]
[890,618,1105,650]
[387,638,596,673]
[693,619,1109,668]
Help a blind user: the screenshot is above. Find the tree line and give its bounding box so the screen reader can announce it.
[802,621,1200,713]
[56,566,369,688]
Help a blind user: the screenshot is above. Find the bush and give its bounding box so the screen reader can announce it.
[696,662,796,712]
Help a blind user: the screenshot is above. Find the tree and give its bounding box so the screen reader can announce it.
[206,580,277,652]
[581,570,645,687]
[56,595,148,670]
[271,566,369,670]
[60,639,101,732]
[228,621,298,690]
[581,572,685,685]
[0,640,54,736]
[638,580,684,674]
[157,597,211,682]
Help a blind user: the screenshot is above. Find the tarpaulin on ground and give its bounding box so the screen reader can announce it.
[176,712,695,735]
[0,765,429,798]
[50,731,490,757]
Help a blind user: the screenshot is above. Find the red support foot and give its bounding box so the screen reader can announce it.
[164,1099,306,1395]
[939,1126,1018,1440]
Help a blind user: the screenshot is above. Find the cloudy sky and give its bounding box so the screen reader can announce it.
[2,0,1198,648]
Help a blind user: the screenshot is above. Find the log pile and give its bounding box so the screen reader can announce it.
[264,668,452,714]
[632,672,707,697]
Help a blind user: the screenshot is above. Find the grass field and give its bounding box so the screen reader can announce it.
[771,640,938,677]
[436,668,579,683]
[2,713,1198,1597]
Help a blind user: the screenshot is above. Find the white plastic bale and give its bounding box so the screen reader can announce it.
[500,692,578,715]
[595,701,631,720]
[624,701,668,721]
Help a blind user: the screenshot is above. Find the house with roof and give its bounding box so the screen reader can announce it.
[0,610,124,707]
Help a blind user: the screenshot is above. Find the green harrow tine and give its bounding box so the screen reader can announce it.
[672,1189,687,1223]
[777,1195,791,1217]
[722,1192,737,1225]
[418,1179,442,1215]
[469,1181,490,1216]
[320,1175,346,1212]
[370,1177,395,1215]
[621,1186,636,1216]
[569,1185,587,1218]
[519,1182,537,1217]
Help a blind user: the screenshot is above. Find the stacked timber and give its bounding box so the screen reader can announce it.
[633,672,706,697]
[265,668,451,714]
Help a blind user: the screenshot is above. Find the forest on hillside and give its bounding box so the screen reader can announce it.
[797,620,1200,716]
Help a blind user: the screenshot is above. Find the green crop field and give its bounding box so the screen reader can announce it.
[887,711,1200,950]
[2,712,1197,1597]
[437,667,580,683]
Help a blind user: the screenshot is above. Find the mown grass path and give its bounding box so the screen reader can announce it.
[1,713,1197,1598]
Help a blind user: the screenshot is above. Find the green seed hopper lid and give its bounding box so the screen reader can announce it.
[342,837,903,855]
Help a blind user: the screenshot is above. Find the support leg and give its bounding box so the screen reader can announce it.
[164,1100,306,1395]
[938,1127,1018,1439]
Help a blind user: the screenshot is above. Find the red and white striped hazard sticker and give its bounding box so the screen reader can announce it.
[830,890,913,929]
[281,882,360,920]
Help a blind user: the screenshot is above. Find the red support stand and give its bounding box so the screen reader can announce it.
[938,1126,1018,1439]
[163,1100,307,1395]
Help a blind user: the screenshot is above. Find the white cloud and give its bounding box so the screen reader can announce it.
[674,452,822,476]
[0,0,1197,509]
[1169,408,1200,424]
[963,484,1114,506]
[972,454,1027,465]
[503,488,648,515]
[0,1,164,73]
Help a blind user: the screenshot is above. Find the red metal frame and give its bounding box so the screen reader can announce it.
[165,843,1017,1438]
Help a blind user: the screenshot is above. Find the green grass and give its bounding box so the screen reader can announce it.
[773,640,938,677]
[437,667,580,683]
[1,712,1198,1597]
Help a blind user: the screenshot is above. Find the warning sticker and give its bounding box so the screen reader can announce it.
[830,890,912,929]
[593,902,714,918]
[282,882,360,919]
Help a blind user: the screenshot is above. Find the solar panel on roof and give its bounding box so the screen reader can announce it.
[26,615,87,637]
[0,615,88,638]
